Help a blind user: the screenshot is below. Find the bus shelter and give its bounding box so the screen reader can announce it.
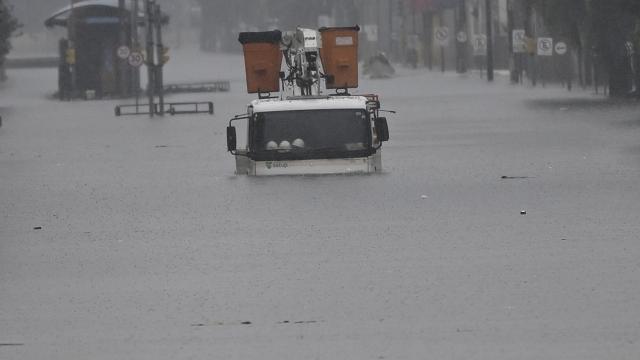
[45,0,142,99]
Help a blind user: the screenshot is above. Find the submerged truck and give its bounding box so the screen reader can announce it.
[227,26,391,176]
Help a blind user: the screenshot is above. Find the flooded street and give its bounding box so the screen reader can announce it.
[2,49,640,359]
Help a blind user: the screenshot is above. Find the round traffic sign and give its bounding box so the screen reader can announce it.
[456,31,468,43]
[555,41,568,55]
[117,45,131,60]
[435,27,449,46]
[128,51,144,67]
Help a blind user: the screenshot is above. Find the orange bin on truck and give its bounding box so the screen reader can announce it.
[319,26,360,89]
[238,30,283,94]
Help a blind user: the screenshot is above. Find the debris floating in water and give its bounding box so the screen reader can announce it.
[501,176,532,179]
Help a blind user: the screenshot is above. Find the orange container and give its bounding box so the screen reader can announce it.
[238,31,283,94]
[319,26,360,89]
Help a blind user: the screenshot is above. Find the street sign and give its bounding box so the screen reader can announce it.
[435,26,449,47]
[117,45,131,60]
[555,41,568,56]
[537,37,554,56]
[456,31,468,43]
[473,34,487,56]
[128,51,144,67]
[512,29,526,53]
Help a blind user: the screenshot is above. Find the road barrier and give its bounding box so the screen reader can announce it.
[115,101,214,117]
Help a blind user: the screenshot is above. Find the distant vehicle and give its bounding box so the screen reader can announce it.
[227,26,391,176]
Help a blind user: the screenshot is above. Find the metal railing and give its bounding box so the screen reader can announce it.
[114,101,214,117]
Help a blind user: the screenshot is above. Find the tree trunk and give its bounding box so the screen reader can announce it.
[604,35,633,97]
[592,0,634,97]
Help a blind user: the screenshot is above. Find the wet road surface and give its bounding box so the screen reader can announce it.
[1,51,640,359]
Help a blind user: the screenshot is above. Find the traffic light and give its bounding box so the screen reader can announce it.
[161,46,170,64]
[65,48,76,65]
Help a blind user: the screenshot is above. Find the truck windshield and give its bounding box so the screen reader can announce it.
[251,109,372,160]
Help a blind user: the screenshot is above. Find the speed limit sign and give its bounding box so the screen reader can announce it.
[128,51,144,67]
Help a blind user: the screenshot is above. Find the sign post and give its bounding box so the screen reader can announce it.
[485,0,494,82]
[537,37,553,87]
[435,26,449,73]
[537,37,554,56]
[455,0,468,74]
[128,51,144,112]
[513,30,527,53]
[456,31,468,74]
[154,3,165,115]
[131,0,140,97]
[69,0,78,99]
[555,41,571,90]
[118,0,128,97]
[145,0,155,117]
[473,34,487,78]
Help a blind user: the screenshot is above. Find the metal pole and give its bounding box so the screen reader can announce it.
[145,0,155,117]
[525,2,536,86]
[131,0,140,99]
[69,0,78,99]
[456,0,468,73]
[594,60,599,94]
[485,0,494,81]
[154,4,165,115]
[388,0,393,56]
[424,10,433,71]
[118,0,127,97]
[439,11,445,73]
[567,52,573,91]
[507,0,517,83]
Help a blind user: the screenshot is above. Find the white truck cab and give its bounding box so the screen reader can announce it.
[227,95,389,175]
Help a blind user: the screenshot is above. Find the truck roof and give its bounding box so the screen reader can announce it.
[250,96,368,113]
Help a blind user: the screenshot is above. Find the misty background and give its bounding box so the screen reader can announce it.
[6,0,640,97]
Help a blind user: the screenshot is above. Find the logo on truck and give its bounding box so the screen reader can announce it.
[266,161,289,169]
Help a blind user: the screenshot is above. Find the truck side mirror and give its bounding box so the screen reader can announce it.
[227,126,237,152]
[375,117,389,142]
